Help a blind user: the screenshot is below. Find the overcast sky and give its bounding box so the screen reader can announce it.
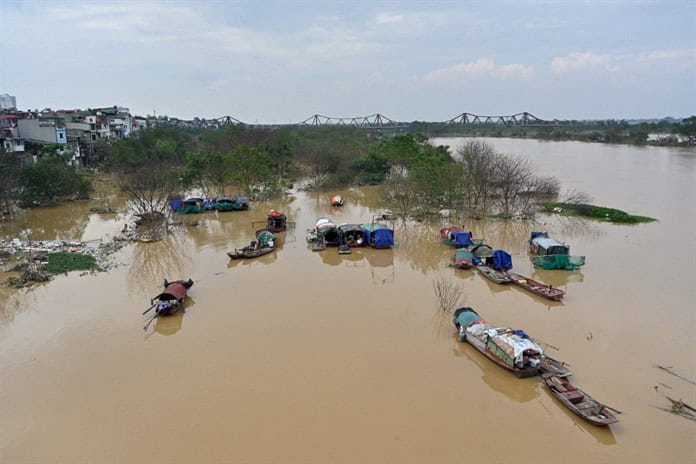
[1,1,693,122]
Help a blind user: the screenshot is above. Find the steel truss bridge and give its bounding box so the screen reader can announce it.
[150,112,557,129]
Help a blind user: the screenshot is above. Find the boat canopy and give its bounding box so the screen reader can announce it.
[362,223,394,248]
[455,248,475,261]
[454,307,482,328]
[256,230,276,247]
[491,250,513,271]
[449,230,475,247]
[471,244,493,258]
[170,199,183,211]
[532,237,570,256]
[154,281,190,302]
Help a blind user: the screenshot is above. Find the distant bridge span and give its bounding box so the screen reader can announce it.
[150,112,556,129]
[445,112,553,125]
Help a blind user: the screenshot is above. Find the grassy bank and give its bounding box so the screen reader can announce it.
[44,252,97,273]
[541,202,656,224]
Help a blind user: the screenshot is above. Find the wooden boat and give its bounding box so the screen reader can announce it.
[338,223,366,247]
[253,210,291,233]
[529,231,585,270]
[178,198,205,214]
[227,229,276,259]
[477,265,513,284]
[215,196,249,211]
[309,217,341,246]
[440,226,482,248]
[452,307,545,378]
[542,374,620,426]
[362,216,394,249]
[453,248,475,269]
[143,279,194,330]
[507,272,565,301]
[330,195,344,206]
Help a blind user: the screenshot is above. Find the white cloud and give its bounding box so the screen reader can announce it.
[635,48,693,62]
[375,13,404,25]
[423,58,534,83]
[551,51,618,74]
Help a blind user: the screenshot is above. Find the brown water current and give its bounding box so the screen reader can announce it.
[1,139,695,463]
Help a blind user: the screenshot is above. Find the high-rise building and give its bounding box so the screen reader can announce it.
[0,94,17,110]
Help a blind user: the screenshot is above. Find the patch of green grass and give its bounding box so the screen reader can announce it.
[541,202,656,224]
[0,251,10,259]
[44,252,96,273]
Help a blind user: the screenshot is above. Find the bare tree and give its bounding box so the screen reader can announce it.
[562,188,593,205]
[432,276,467,312]
[456,141,499,217]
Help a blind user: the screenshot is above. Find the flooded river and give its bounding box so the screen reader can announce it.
[1,138,694,463]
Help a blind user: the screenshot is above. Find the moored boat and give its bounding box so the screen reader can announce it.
[178,198,205,214]
[338,223,366,247]
[362,220,394,249]
[143,278,194,330]
[227,229,276,259]
[440,226,482,248]
[507,272,565,301]
[216,196,249,212]
[453,248,475,269]
[542,373,620,426]
[254,210,290,232]
[452,307,545,378]
[477,265,513,284]
[330,195,345,207]
[529,231,585,270]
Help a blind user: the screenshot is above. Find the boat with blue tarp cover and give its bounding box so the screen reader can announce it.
[362,222,394,249]
[529,231,585,270]
[440,226,483,248]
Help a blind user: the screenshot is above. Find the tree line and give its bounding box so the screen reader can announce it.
[4,116,693,219]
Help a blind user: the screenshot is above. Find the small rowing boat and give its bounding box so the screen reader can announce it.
[477,265,513,284]
[507,272,565,301]
[542,374,620,426]
[143,279,194,330]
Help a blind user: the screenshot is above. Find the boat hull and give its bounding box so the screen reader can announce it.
[542,374,619,426]
[476,265,513,284]
[507,272,565,300]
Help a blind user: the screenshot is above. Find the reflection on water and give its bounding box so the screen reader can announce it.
[128,232,192,295]
[151,298,196,337]
[451,337,540,403]
[541,387,618,446]
[1,141,694,463]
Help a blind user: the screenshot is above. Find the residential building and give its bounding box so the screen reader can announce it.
[0,94,17,110]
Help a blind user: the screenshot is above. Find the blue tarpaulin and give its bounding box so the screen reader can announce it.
[362,224,394,248]
[451,231,474,247]
[170,199,183,211]
[491,250,513,270]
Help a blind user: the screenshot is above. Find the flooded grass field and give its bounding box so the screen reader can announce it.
[1,138,695,463]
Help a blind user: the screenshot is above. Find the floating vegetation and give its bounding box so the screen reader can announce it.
[542,202,656,224]
[44,252,96,274]
[6,266,53,288]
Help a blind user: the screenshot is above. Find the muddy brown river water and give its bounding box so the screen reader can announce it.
[1,138,695,463]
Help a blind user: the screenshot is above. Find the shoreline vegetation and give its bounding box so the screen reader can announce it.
[540,202,657,224]
[3,122,679,226]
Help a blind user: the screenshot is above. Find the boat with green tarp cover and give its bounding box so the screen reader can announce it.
[529,231,585,270]
[227,229,276,259]
[452,249,475,269]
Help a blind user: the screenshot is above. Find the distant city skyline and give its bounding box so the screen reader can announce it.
[1,1,693,122]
